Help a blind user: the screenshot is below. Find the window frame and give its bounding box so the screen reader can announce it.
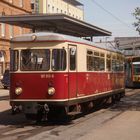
[69,47,77,71]
[51,49,67,71]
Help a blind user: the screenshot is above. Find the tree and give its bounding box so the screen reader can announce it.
[133,7,140,34]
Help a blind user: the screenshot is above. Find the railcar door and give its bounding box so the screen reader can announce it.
[68,45,77,100]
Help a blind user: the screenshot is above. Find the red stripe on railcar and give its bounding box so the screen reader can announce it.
[10,72,124,101]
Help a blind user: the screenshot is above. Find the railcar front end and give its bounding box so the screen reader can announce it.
[125,57,140,88]
[10,42,72,120]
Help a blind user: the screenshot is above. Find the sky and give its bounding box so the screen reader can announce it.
[79,0,140,38]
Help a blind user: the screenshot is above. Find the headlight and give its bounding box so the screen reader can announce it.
[48,87,55,96]
[15,87,23,95]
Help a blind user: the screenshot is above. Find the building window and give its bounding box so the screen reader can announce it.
[19,27,23,35]
[31,3,34,10]
[0,51,5,62]
[1,23,5,37]
[57,8,59,13]
[52,6,54,13]
[31,0,35,9]
[9,0,13,3]
[48,4,50,13]
[9,25,13,38]
[19,0,23,7]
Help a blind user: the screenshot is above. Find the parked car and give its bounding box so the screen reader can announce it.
[1,69,10,89]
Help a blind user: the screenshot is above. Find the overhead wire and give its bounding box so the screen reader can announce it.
[90,0,136,31]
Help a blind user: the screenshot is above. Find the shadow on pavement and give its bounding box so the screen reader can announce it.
[0,109,28,126]
[110,92,140,112]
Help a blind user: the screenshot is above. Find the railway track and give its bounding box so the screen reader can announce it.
[0,88,140,140]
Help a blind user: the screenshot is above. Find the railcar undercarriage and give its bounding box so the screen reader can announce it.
[11,90,125,122]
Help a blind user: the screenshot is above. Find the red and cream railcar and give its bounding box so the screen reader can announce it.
[10,32,125,120]
[125,56,140,88]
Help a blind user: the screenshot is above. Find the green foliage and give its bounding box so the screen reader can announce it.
[133,7,140,34]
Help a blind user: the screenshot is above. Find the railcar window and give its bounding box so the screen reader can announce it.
[100,58,105,71]
[120,61,124,71]
[112,55,116,59]
[10,50,19,71]
[87,50,93,71]
[87,50,105,71]
[20,49,50,71]
[87,56,93,71]
[70,48,76,70]
[52,49,66,71]
[93,57,100,71]
[107,54,111,59]
[94,51,99,56]
[106,54,111,71]
[133,64,140,75]
[100,53,105,57]
[112,60,116,71]
[116,60,120,71]
[106,59,111,71]
[87,50,93,55]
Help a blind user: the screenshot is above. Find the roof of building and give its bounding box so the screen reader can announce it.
[0,14,111,37]
[63,0,83,6]
[11,32,121,53]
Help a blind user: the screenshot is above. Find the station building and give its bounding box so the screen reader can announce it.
[0,0,111,79]
[31,0,84,20]
[0,0,31,78]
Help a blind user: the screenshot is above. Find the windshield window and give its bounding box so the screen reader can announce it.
[10,50,19,71]
[21,49,50,71]
[52,49,66,71]
[133,64,140,75]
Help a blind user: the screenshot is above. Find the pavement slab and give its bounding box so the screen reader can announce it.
[78,111,140,140]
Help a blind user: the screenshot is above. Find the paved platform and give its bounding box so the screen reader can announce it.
[78,111,140,140]
[0,89,10,112]
[0,100,10,112]
[0,89,9,97]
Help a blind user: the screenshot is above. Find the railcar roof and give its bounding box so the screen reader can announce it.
[11,32,122,53]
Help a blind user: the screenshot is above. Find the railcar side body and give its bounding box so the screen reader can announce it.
[10,32,125,120]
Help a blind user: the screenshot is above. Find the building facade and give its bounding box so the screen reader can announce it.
[0,0,31,78]
[32,0,84,20]
[115,37,140,56]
